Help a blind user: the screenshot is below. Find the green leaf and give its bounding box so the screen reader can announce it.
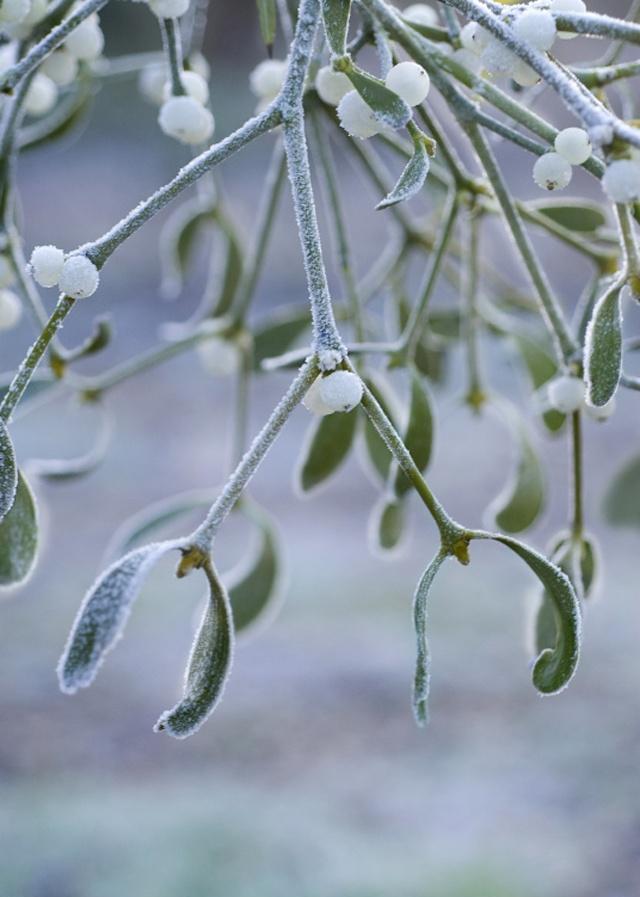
[0,472,38,588]
[395,295,448,382]
[392,370,434,498]
[347,66,412,131]
[585,282,623,408]
[209,209,244,318]
[361,372,399,483]
[489,407,544,534]
[412,552,447,725]
[374,497,405,552]
[513,335,565,433]
[296,407,358,493]
[492,535,581,695]
[64,316,113,362]
[531,199,607,233]
[226,504,281,632]
[377,140,430,209]
[321,0,351,55]
[58,540,182,693]
[257,0,277,48]
[155,561,234,738]
[0,419,17,522]
[160,200,216,298]
[603,454,640,528]
[252,307,310,371]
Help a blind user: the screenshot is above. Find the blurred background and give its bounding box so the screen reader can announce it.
[1,2,639,895]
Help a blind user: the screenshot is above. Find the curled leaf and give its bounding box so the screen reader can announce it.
[347,66,412,131]
[0,472,38,588]
[585,282,623,408]
[155,561,234,738]
[226,503,281,632]
[296,407,358,494]
[321,0,352,55]
[58,540,182,694]
[0,419,17,522]
[413,552,447,725]
[377,140,430,209]
[488,405,544,534]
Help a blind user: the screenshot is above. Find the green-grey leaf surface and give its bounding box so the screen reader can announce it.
[297,407,358,493]
[393,370,433,498]
[252,307,310,371]
[362,372,399,483]
[377,141,430,209]
[413,552,447,725]
[322,0,351,54]
[0,419,17,522]
[226,505,280,632]
[532,199,607,233]
[513,335,565,432]
[489,406,544,534]
[0,472,37,587]
[257,0,277,47]
[585,282,623,407]
[375,497,405,551]
[347,66,412,130]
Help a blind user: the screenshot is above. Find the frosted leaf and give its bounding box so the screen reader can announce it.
[346,67,412,131]
[370,496,405,553]
[226,502,281,634]
[376,139,430,209]
[295,405,358,494]
[0,420,17,522]
[256,0,276,48]
[585,283,623,408]
[390,369,434,499]
[321,0,352,55]
[0,472,38,589]
[58,540,182,694]
[155,561,234,738]
[412,552,447,725]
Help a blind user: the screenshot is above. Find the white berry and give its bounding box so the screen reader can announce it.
[249,58,287,100]
[0,289,21,330]
[158,96,215,145]
[480,36,519,76]
[533,153,572,191]
[337,90,380,140]
[0,255,14,289]
[315,66,351,106]
[163,71,209,106]
[59,255,99,299]
[138,64,166,106]
[548,375,584,413]
[41,49,79,87]
[147,0,190,18]
[550,0,586,40]
[24,74,57,117]
[385,61,430,107]
[318,371,363,413]
[302,377,334,417]
[0,0,31,25]
[402,4,438,27]
[513,9,557,52]
[197,337,240,376]
[554,127,591,165]
[602,159,640,204]
[65,17,104,61]
[29,245,65,288]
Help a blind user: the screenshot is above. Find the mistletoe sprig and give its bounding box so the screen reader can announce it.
[0,0,638,736]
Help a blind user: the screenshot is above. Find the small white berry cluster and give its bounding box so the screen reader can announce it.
[249,58,288,112]
[28,245,100,299]
[0,254,22,331]
[533,127,592,192]
[333,62,430,140]
[303,370,363,416]
[139,53,210,105]
[547,374,614,420]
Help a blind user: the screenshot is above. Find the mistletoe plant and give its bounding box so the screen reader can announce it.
[0,0,639,737]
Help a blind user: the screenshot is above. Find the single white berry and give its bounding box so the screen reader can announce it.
[65,17,104,61]
[0,255,14,289]
[147,0,190,18]
[163,71,209,106]
[602,159,640,203]
[197,337,241,376]
[460,22,480,53]
[0,0,31,25]
[585,397,616,421]
[0,289,21,330]
[59,255,99,299]
[533,153,572,191]
[302,377,334,417]
[138,63,166,106]
[554,127,591,165]
[385,61,430,107]
[548,375,584,413]
[41,50,79,87]
[402,4,438,27]
[513,9,557,52]
[3,0,46,36]
[24,74,57,117]
[186,53,210,82]
[315,66,351,106]
[158,95,215,145]
[249,58,287,100]
[337,90,380,140]
[480,36,519,76]
[29,245,65,288]
[512,60,540,87]
[550,0,586,40]
[318,371,363,413]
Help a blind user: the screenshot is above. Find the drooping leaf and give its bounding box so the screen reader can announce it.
[296,407,358,493]
[160,199,216,298]
[491,535,581,695]
[377,140,430,209]
[373,497,405,551]
[226,504,281,632]
[0,472,38,588]
[27,408,112,482]
[513,334,565,433]
[395,294,448,382]
[321,0,352,55]
[347,66,412,131]
[603,454,640,528]
[209,209,244,318]
[412,552,447,725]
[532,199,607,233]
[256,0,277,49]
[361,372,399,483]
[155,561,234,738]
[392,370,434,498]
[0,419,17,522]
[585,282,623,408]
[489,406,544,534]
[58,540,182,694]
[252,307,310,371]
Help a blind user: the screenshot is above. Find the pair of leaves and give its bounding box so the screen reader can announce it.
[0,422,38,589]
[585,281,623,408]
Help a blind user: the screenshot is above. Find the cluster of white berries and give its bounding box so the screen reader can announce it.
[303,371,363,416]
[138,53,214,145]
[28,246,100,299]
[532,127,592,191]
[547,374,614,420]
[0,254,21,331]
[335,61,430,140]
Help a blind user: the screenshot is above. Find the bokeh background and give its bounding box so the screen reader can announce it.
[1,2,639,895]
